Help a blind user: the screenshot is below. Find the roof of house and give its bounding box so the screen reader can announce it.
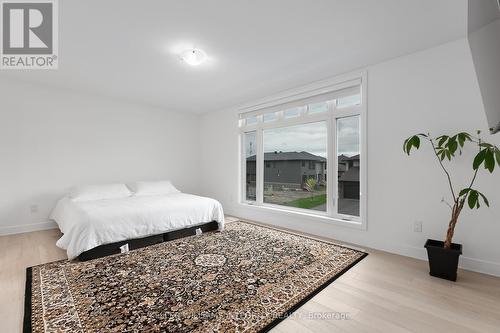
[338,154,350,161]
[339,166,360,182]
[247,151,326,162]
[338,154,359,163]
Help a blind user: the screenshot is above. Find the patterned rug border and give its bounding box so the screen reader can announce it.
[24,266,32,333]
[236,219,366,253]
[250,220,369,331]
[260,250,367,332]
[23,221,368,333]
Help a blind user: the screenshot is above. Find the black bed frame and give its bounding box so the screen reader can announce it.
[77,221,219,261]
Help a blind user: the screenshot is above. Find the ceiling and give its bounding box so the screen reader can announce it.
[0,0,467,113]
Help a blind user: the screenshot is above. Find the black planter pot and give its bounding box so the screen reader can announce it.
[424,239,462,281]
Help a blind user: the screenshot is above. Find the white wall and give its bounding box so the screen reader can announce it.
[0,79,200,235]
[198,39,500,276]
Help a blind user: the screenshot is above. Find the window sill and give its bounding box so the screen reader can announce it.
[237,202,366,230]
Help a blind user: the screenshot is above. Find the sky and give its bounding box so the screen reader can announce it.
[337,116,360,156]
[244,117,360,158]
[264,122,328,157]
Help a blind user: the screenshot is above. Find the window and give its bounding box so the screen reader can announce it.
[283,107,302,118]
[243,131,256,201]
[245,116,258,126]
[263,112,278,122]
[308,102,328,114]
[337,115,360,217]
[263,122,327,212]
[337,94,361,108]
[239,75,365,226]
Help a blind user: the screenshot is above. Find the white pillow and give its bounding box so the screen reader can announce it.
[69,183,132,202]
[128,181,180,196]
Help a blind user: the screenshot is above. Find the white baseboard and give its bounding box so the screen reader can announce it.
[459,256,500,277]
[0,221,58,236]
[381,243,500,278]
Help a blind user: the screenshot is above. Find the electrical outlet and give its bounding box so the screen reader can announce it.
[30,204,39,214]
[413,221,423,233]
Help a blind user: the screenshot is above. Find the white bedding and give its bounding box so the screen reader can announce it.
[50,193,224,260]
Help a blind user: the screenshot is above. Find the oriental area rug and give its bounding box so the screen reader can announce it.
[24,221,367,333]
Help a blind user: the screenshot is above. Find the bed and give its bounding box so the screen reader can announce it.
[50,183,225,260]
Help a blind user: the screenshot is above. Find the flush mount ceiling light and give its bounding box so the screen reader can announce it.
[180,48,207,66]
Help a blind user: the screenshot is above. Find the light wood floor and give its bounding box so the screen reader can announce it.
[1,223,500,333]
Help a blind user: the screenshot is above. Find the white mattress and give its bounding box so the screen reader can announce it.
[50,193,225,260]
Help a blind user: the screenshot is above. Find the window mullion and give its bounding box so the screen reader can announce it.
[277,110,284,121]
[240,133,246,203]
[256,128,264,205]
[327,103,336,217]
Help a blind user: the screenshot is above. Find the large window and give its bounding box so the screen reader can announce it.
[240,75,365,227]
[263,122,327,212]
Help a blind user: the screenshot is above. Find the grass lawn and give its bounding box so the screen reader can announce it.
[284,194,326,209]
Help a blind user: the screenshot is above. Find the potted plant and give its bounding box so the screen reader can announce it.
[403,131,500,281]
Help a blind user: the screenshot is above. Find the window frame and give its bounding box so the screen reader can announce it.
[239,72,367,230]
[241,130,257,202]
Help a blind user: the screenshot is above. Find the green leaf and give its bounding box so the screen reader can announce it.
[445,149,451,161]
[439,150,446,161]
[403,138,409,154]
[404,136,421,155]
[479,143,493,149]
[459,188,470,197]
[447,139,458,155]
[484,149,495,173]
[468,190,479,209]
[473,149,486,170]
[404,137,413,155]
[463,132,472,140]
[414,136,420,149]
[403,135,420,155]
[457,133,466,147]
[437,135,448,147]
[495,148,500,167]
[478,191,490,207]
